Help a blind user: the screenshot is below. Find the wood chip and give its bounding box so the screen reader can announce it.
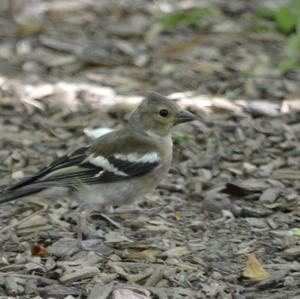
[162,246,191,257]
[60,266,100,283]
[87,283,114,299]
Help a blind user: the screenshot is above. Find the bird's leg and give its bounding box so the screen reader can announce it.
[77,209,92,250]
[76,205,101,251]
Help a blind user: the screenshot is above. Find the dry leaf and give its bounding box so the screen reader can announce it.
[162,246,191,257]
[156,33,203,59]
[177,263,198,271]
[127,249,157,262]
[83,127,113,139]
[174,211,182,221]
[243,253,269,281]
[221,182,259,196]
[263,203,283,209]
[31,244,48,256]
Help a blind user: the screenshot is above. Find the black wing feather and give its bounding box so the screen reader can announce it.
[41,156,159,186]
[4,145,159,193]
[7,146,91,191]
[106,157,159,178]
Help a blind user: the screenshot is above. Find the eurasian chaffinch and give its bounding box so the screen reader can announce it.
[0,92,197,210]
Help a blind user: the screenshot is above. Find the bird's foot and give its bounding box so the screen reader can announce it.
[77,210,102,251]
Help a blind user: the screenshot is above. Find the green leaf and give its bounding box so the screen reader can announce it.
[160,63,176,76]
[160,7,221,29]
[291,228,300,236]
[243,67,255,77]
[274,6,297,34]
[285,34,300,56]
[172,132,191,144]
[160,13,190,28]
[256,7,275,20]
[278,58,299,74]
[260,54,271,66]
[291,0,300,17]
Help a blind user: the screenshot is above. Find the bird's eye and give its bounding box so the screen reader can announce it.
[159,109,169,117]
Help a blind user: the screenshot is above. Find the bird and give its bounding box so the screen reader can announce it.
[0,92,197,238]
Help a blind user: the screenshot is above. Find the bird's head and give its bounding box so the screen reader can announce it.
[129,92,197,137]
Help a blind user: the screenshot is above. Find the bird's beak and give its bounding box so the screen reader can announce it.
[175,109,198,125]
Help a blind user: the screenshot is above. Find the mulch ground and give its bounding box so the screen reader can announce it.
[0,1,300,298]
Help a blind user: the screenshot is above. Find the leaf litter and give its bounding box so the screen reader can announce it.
[0,0,300,298]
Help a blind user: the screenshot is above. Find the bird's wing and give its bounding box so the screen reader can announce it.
[6,131,160,191]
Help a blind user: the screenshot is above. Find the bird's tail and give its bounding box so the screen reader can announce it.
[0,186,46,204]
